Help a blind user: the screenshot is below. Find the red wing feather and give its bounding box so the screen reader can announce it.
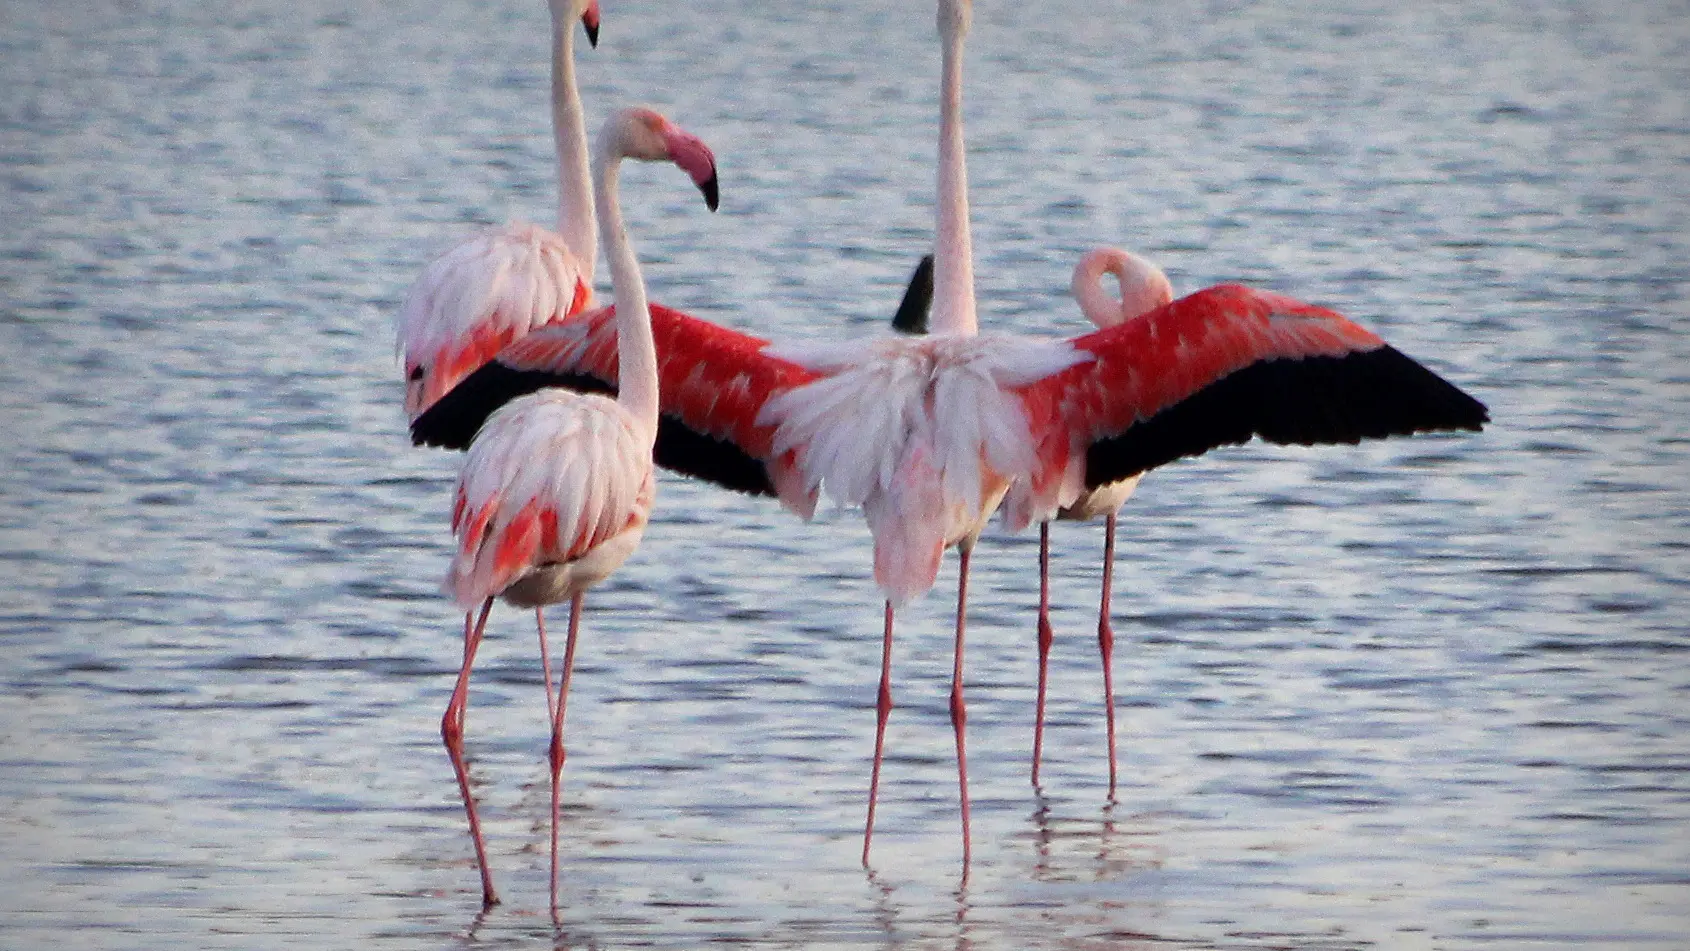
[419,304,819,499]
[1015,284,1488,505]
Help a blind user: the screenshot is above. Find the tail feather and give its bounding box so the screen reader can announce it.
[866,444,948,606]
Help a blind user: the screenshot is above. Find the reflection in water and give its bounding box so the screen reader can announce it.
[1023,796,1177,949]
[865,866,980,951]
[954,879,974,951]
[866,868,900,946]
[1028,796,1165,886]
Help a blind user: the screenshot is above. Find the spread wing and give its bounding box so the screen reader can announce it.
[1008,284,1489,524]
[412,303,820,506]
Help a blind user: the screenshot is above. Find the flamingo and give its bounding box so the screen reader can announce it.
[897,248,1173,797]
[411,0,1488,873]
[398,0,603,422]
[401,0,597,877]
[1029,248,1175,797]
[438,105,718,910]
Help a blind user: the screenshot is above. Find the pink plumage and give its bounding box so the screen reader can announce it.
[445,390,655,610]
[497,302,821,486]
[411,0,1487,880]
[394,0,601,424]
[420,0,602,913]
[1009,283,1394,525]
[433,103,718,913]
[399,226,593,420]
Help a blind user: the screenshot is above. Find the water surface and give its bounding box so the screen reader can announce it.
[3,1,1688,948]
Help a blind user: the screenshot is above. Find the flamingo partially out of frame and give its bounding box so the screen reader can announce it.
[438,106,718,910]
[398,0,603,422]
[402,1,602,807]
[413,0,1488,875]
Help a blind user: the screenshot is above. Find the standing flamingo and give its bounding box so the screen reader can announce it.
[897,248,1173,797]
[438,106,718,910]
[398,0,603,422]
[411,0,1488,874]
[403,1,597,867]
[748,0,1048,876]
[1027,249,1174,798]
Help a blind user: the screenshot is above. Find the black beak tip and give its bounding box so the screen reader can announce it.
[584,21,599,48]
[700,174,719,213]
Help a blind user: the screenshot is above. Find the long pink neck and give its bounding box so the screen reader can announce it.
[551,11,596,281]
[592,145,657,444]
[930,7,976,337]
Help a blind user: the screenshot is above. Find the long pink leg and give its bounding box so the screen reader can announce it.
[450,607,482,738]
[1098,513,1119,801]
[951,543,973,878]
[548,593,584,915]
[1031,521,1054,787]
[862,600,895,867]
[536,607,557,723]
[442,599,499,908]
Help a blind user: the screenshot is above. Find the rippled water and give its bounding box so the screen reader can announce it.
[3,0,1688,948]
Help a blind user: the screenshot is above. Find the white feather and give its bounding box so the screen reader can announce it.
[396,223,590,418]
[757,333,1089,603]
[445,389,652,610]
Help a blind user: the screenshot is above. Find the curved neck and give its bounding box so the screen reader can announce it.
[930,14,976,337]
[552,15,597,280]
[1071,249,1174,328]
[592,146,658,443]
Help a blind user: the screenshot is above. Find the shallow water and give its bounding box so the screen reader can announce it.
[3,0,1688,948]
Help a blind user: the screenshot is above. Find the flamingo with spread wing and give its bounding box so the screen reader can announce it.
[897,247,1175,797]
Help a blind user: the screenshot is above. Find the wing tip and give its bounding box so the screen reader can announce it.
[1080,344,1490,488]
[411,362,612,450]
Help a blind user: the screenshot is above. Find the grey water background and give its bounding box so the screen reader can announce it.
[3,0,1687,947]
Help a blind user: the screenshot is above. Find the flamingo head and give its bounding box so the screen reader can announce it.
[581,0,600,48]
[1072,247,1175,328]
[549,0,600,47]
[604,107,720,212]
